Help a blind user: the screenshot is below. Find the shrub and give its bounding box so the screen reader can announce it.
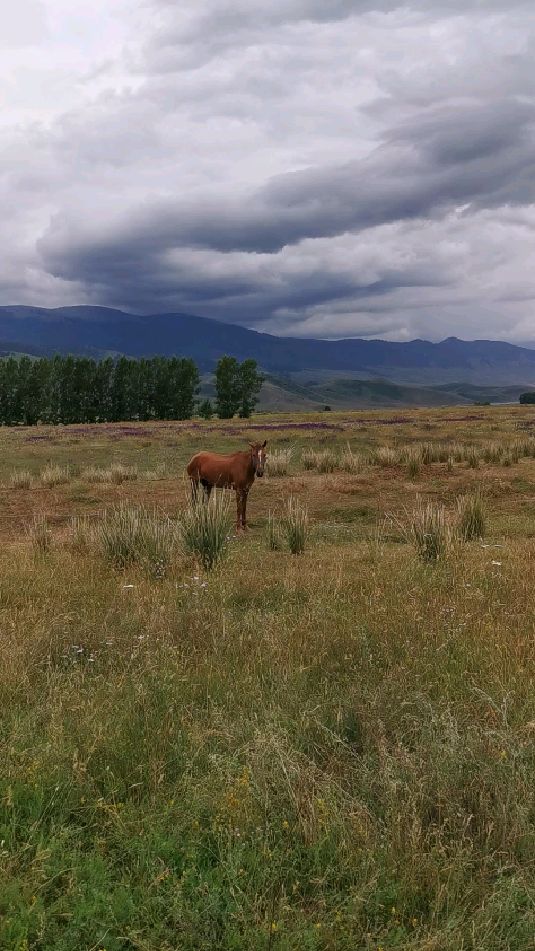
[455,491,486,541]
[9,469,33,489]
[283,496,309,554]
[409,498,452,562]
[180,493,231,570]
[267,448,293,477]
[40,464,71,487]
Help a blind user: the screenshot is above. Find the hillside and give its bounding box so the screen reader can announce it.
[1,305,535,386]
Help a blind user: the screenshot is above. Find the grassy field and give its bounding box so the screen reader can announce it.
[1,406,535,950]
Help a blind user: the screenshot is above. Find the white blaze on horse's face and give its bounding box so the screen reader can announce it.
[251,442,267,477]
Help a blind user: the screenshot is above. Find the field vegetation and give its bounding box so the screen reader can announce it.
[0,406,534,949]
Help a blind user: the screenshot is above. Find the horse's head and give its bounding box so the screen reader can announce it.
[250,440,267,477]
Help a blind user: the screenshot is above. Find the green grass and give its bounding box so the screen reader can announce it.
[0,407,535,948]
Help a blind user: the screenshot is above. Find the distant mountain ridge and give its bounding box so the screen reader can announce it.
[0,305,534,387]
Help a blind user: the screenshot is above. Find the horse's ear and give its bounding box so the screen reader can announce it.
[262,440,267,448]
[249,442,255,449]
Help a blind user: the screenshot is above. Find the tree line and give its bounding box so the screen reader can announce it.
[0,354,263,425]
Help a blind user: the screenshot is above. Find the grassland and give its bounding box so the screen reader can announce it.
[1,406,534,950]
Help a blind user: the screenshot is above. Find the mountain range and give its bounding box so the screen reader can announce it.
[0,305,534,408]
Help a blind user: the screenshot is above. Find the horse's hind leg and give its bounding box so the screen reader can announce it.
[201,479,212,502]
[190,477,200,504]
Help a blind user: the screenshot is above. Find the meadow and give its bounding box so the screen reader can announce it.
[1,406,534,950]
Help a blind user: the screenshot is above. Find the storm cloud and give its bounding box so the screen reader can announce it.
[2,0,535,341]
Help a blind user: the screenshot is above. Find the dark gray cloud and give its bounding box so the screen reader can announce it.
[2,0,535,341]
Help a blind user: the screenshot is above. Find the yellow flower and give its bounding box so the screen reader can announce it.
[282,819,289,829]
[271,922,278,932]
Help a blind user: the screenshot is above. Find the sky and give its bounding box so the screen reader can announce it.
[1,0,534,341]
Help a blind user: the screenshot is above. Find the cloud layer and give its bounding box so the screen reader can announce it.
[2,0,535,340]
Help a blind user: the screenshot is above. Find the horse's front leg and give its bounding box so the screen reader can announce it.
[241,488,249,531]
[236,490,243,533]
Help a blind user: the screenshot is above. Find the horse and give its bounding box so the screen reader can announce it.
[186,441,267,533]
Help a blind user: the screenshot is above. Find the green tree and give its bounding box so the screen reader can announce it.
[237,358,263,418]
[519,392,535,404]
[172,358,200,420]
[215,356,241,419]
[198,398,214,420]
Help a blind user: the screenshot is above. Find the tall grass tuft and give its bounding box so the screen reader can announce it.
[339,444,363,474]
[302,449,339,473]
[68,515,93,553]
[9,469,33,490]
[267,448,293,476]
[455,490,486,541]
[409,497,452,562]
[266,512,282,551]
[180,492,231,570]
[83,464,139,484]
[82,466,109,483]
[301,448,318,471]
[466,447,481,469]
[283,496,309,554]
[316,450,339,473]
[40,463,71,486]
[27,513,52,553]
[405,447,422,478]
[482,441,502,465]
[374,446,400,467]
[109,463,139,484]
[97,504,177,576]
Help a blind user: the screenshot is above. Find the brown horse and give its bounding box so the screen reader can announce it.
[186,441,267,533]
